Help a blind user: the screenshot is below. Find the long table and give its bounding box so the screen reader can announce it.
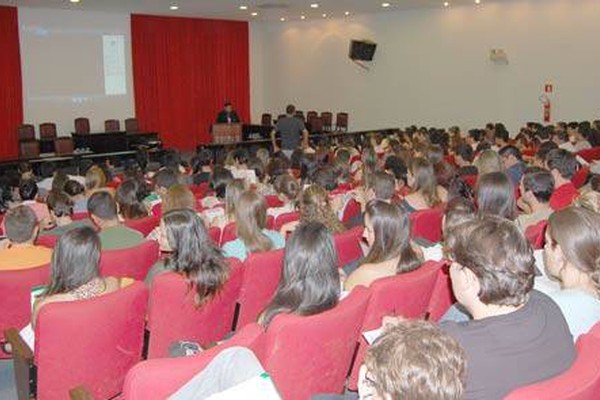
[71,131,160,154]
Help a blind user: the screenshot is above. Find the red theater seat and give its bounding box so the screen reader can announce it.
[410,207,444,243]
[124,215,160,237]
[524,220,548,250]
[333,225,364,267]
[146,259,243,358]
[99,240,159,280]
[8,282,148,400]
[236,249,285,328]
[0,264,50,359]
[348,261,446,389]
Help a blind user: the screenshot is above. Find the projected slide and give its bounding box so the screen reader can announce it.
[19,8,134,135]
[103,35,126,96]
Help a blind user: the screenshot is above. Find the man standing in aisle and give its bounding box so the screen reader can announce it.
[271,104,309,158]
[216,102,240,124]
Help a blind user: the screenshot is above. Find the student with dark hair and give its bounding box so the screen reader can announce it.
[441,216,575,399]
[546,149,580,210]
[270,104,309,158]
[258,221,340,327]
[516,168,554,231]
[268,174,300,218]
[476,172,516,220]
[0,205,51,270]
[201,166,234,209]
[64,179,88,213]
[466,129,482,150]
[19,227,130,350]
[216,101,240,124]
[499,145,525,186]
[383,155,408,190]
[533,140,558,168]
[454,144,478,176]
[41,191,93,238]
[345,200,422,291]
[495,126,510,148]
[116,179,150,221]
[401,158,447,213]
[19,179,50,223]
[222,191,285,261]
[144,168,180,214]
[146,209,230,305]
[87,191,143,250]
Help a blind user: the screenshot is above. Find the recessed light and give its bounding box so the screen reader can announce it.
[344,11,351,16]
[239,5,248,10]
[382,2,391,7]
[475,0,481,3]
[70,0,80,3]
[310,3,319,8]
[444,1,449,7]
[300,15,306,20]
[322,13,327,18]
[251,12,258,16]
[169,4,179,10]
[280,17,286,21]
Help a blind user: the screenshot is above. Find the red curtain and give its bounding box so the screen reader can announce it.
[0,6,23,160]
[131,15,250,151]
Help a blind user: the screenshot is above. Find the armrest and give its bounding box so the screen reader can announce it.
[4,328,33,360]
[4,327,36,400]
[70,386,94,400]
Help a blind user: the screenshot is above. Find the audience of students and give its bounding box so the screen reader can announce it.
[476,171,516,220]
[546,149,580,210]
[516,167,554,230]
[400,157,447,212]
[41,191,92,237]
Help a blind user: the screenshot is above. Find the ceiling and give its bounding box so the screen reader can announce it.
[0,0,507,21]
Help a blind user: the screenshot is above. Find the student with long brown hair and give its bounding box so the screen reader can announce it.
[476,171,516,220]
[222,191,285,261]
[344,201,422,291]
[544,207,600,340]
[282,184,345,234]
[400,157,447,213]
[258,221,340,327]
[146,209,230,305]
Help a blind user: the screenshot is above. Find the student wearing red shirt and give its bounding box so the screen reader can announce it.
[546,149,580,210]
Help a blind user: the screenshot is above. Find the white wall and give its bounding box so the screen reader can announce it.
[250,0,600,133]
[19,8,134,137]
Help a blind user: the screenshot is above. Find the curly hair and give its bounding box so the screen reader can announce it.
[299,185,345,234]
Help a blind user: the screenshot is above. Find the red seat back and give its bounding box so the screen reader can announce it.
[426,262,454,321]
[35,282,148,400]
[341,198,361,223]
[39,122,57,139]
[524,220,548,250]
[208,226,221,245]
[236,249,285,328]
[18,124,36,141]
[146,259,244,358]
[273,211,300,231]
[74,118,90,134]
[72,212,89,221]
[504,328,600,400]
[576,146,600,163]
[124,215,160,237]
[99,240,159,280]
[221,222,237,245]
[265,195,284,208]
[123,324,263,400]
[410,207,444,243]
[333,225,364,267]
[105,119,121,132]
[259,287,370,400]
[572,166,590,189]
[348,261,445,389]
[125,118,139,132]
[37,234,59,248]
[0,264,50,358]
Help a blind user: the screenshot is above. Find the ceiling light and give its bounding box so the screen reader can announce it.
[251,12,258,16]
[344,11,351,16]
[475,0,481,3]
[239,5,248,10]
[444,1,449,7]
[70,0,80,3]
[300,15,306,20]
[310,3,319,8]
[322,13,327,18]
[280,17,286,21]
[169,4,179,10]
[382,2,391,7]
